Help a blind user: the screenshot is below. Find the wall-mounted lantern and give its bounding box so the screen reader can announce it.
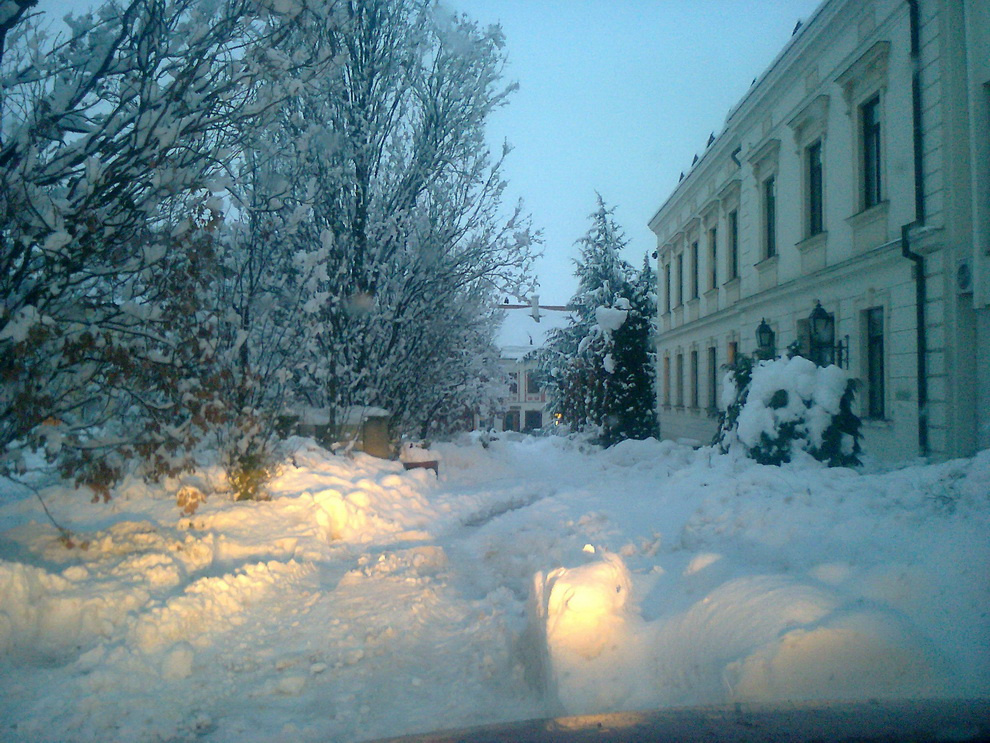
[756,318,776,359]
[808,301,848,367]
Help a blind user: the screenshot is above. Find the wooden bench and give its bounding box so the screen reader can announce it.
[401,459,439,477]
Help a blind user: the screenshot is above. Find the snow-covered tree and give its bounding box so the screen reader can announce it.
[277,0,537,441]
[0,0,313,494]
[203,148,331,499]
[539,196,657,445]
[600,255,659,445]
[1,0,536,501]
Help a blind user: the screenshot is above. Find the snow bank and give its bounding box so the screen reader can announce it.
[0,435,987,742]
[0,560,148,660]
[533,556,936,715]
[533,551,654,713]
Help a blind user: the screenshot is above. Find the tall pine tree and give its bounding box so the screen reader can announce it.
[539,196,658,445]
[602,255,659,445]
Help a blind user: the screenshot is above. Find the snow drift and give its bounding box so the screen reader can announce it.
[1,436,988,742]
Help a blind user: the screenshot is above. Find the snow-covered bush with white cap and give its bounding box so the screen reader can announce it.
[714,354,862,467]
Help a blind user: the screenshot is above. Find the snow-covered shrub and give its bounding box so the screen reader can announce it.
[714,354,862,467]
[226,448,278,502]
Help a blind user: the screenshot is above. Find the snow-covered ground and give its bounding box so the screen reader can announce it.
[1,435,988,742]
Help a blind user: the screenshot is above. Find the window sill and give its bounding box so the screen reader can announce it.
[754,255,779,291]
[703,287,720,315]
[722,276,741,304]
[847,200,889,228]
[755,255,779,272]
[796,231,828,273]
[862,417,892,428]
[686,297,701,322]
[847,201,889,253]
[796,230,828,253]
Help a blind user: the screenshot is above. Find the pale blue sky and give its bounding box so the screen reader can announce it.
[451,0,824,303]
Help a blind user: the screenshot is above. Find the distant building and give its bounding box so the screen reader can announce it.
[649,0,989,461]
[479,297,572,433]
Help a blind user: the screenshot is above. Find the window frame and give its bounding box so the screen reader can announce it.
[861,94,883,210]
[864,306,886,419]
[525,370,540,395]
[836,42,889,216]
[524,410,542,431]
[727,210,739,280]
[690,349,699,409]
[662,355,671,406]
[807,138,824,236]
[690,240,700,300]
[707,225,718,291]
[664,262,672,313]
[707,346,718,411]
[747,138,780,264]
[763,173,778,259]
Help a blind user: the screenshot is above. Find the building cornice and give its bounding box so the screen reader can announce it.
[649,0,870,236]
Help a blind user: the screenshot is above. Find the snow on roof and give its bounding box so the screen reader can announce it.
[495,304,572,361]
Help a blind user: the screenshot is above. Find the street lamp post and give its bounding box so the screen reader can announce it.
[808,301,848,367]
[756,319,775,360]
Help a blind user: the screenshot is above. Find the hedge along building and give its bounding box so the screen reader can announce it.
[649,0,989,462]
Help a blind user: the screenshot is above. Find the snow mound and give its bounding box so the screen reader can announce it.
[533,557,936,715]
[130,559,312,653]
[0,560,148,661]
[0,435,987,741]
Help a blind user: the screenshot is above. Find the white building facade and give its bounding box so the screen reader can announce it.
[650,0,989,462]
[479,299,572,434]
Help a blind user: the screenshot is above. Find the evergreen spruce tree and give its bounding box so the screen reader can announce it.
[539,196,658,445]
[601,255,660,445]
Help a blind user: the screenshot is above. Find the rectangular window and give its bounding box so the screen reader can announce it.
[862,95,882,208]
[664,263,671,313]
[690,241,699,299]
[524,410,542,431]
[526,370,540,395]
[675,254,683,307]
[707,346,718,410]
[504,410,520,432]
[690,350,699,408]
[663,356,671,406]
[728,211,739,280]
[807,140,824,235]
[865,307,885,419]
[727,340,738,366]
[764,175,777,258]
[508,372,518,396]
[708,226,718,290]
[675,354,684,407]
